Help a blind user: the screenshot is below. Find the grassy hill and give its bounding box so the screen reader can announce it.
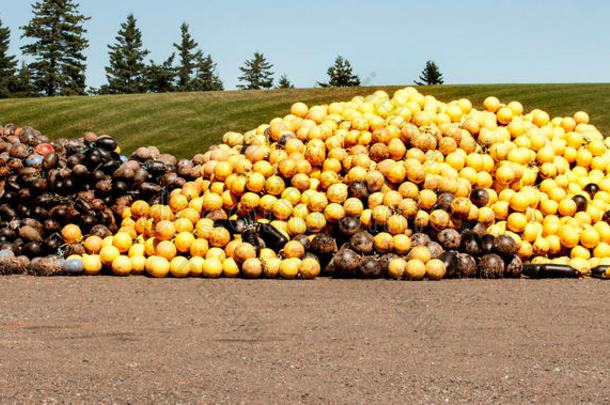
[0,83,608,158]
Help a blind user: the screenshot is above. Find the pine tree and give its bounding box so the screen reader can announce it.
[318,56,360,87]
[21,0,90,96]
[276,74,294,89]
[173,23,202,91]
[193,54,223,91]
[171,23,222,92]
[145,54,177,93]
[9,62,36,98]
[237,52,274,90]
[104,14,149,94]
[88,84,111,95]
[0,19,17,98]
[414,60,444,85]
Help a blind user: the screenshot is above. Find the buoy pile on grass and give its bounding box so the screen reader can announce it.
[1,87,610,280]
[0,126,206,274]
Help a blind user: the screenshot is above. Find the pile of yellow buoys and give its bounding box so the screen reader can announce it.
[48,87,610,280]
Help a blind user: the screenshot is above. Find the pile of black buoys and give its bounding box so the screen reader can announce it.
[0,123,201,261]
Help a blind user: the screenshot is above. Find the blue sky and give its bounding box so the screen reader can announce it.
[1,0,608,90]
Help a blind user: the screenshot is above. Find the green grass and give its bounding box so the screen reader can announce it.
[0,83,608,158]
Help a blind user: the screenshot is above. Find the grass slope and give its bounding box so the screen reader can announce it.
[0,83,608,158]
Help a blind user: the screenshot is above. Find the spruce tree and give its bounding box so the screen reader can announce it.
[10,62,36,98]
[88,84,111,95]
[237,52,274,90]
[145,54,177,93]
[21,0,90,96]
[193,54,223,91]
[317,56,360,87]
[0,19,17,98]
[276,74,294,89]
[172,23,222,92]
[173,23,202,91]
[105,14,149,94]
[414,60,444,85]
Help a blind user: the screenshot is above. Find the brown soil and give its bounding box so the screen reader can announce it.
[0,276,608,403]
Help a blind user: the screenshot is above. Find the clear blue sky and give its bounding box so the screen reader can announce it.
[1,0,608,90]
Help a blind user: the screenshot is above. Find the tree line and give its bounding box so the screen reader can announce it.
[0,0,444,98]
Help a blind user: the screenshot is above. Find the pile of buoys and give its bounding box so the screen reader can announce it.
[0,125,203,274]
[2,87,610,280]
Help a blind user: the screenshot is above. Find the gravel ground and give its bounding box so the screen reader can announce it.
[0,276,608,404]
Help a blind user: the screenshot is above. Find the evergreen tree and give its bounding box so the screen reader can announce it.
[87,84,111,95]
[171,23,222,92]
[193,54,223,91]
[21,0,90,96]
[9,62,37,98]
[276,74,294,89]
[104,14,149,94]
[145,54,177,93]
[0,19,17,98]
[237,52,274,90]
[414,60,444,85]
[317,56,360,87]
[173,23,202,91]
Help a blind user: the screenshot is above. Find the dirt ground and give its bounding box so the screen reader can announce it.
[0,276,608,404]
